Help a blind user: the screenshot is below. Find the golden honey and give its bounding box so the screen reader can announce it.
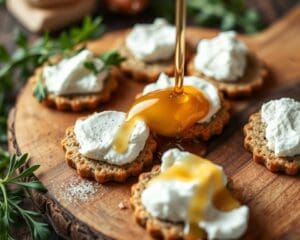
[174,0,186,94]
[112,0,211,153]
[152,154,240,239]
[112,0,205,152]
[113,86,209,153]
[111,2,236,239]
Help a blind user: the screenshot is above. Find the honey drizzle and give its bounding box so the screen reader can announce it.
[152,154,240,239]
[113,86,210,153]
[112,0,210,154]
[110,2,240,239]
[174,0,186,94]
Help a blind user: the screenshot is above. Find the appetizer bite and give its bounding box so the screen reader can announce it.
[187,31,267,97]
[118,18,191,82]
[61,111,157,183]
[141,73,231,140]
[33,49,124,111]
[244,98,300,175]
[131,148,249,240]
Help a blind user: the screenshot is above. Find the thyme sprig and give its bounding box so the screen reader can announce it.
[0,152,49,240]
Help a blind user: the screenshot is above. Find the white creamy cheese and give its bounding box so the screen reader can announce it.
[160,148,190,172]
[194,31,248,82]
[142,180,198,222]
[74,111,149,165]
[261,98,300,157]
[141,148,249,240]
[142,73,221,123]
[199,204,249,240]
[43,49,108,95]
[126,18,176,62]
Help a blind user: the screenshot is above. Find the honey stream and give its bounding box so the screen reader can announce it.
[113,0,210,152]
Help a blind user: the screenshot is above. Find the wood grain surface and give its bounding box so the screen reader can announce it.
[8,5,300,240]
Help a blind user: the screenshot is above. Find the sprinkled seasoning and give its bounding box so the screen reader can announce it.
[57,176,100,203]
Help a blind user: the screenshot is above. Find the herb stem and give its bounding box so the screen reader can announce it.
[0,183,8,212]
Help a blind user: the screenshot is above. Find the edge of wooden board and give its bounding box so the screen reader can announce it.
[8,109,107,240]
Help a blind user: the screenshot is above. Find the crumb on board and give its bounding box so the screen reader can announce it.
[118,202,128,210]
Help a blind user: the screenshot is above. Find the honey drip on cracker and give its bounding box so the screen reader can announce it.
[113,86,210,152]
[111,2,239,239]
[113,0,210,153]
[151,154,240,240]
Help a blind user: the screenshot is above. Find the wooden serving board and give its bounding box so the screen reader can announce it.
[8,6,300,240]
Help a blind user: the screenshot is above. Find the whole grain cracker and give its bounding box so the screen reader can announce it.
[130,166,188,240]
[180,97,231,140]
[30,69,119,112]
[117,39,193,83]
[244,112,300,175]
[131,166,245,240]
[31,57,120,112]
[61,127,157,183]
[187,53,268,98]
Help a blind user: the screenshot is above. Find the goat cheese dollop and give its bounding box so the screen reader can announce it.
[43,49,108,95]
[74,111,149,165]
[194,31,248,82]
[141,149,249,240]
[261,98,300,157]
[126,18,175,62]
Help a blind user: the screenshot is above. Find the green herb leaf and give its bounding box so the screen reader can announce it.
[11,165,40,179]
[84,51,125,74]
[12,181,47,192]
[73,16,105,45]
[99,50,126,68]
[150,0,263,33]
[15,29,28,49]
[221,13,236,31]
[33,75,47,102]
[84,61,99,75]
[8,198,50,240]
[0,46,10,62]
[187,0,263,33]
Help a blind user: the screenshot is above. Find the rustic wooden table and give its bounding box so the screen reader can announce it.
[0,0,299,239]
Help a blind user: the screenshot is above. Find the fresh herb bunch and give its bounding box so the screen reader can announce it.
[0,16,105,142]
[188,0,263,33]
[151,0,263,33]
[0,151,50,240]
[0,16,105,83]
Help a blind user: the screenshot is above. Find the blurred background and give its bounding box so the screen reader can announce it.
[0,0,299,239]
[1,0,299,35]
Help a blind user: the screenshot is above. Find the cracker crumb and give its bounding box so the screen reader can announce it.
[118,202,127,210]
